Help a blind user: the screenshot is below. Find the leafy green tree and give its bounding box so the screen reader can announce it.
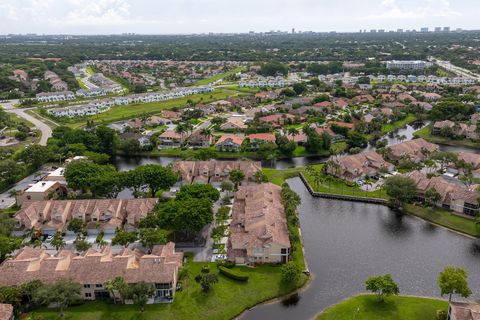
[139,228,167,250]
[121,168,145,197]
[67,218,85,235]
[105,276,127,304]
[425,187,441,208]
[259,61,288,76]
[293,83,307,95]
[281,262,301,284]
[83,151,110,164]
[64,160,122,198]
[305,131,324,153]
[229,169,245,188]
[112,230,138,247]
[0,286,22,309]
[384,176,417,208]
[95,126,118,155]
[197,273,218,293]
[365,274,400,302]
[0,159,26,188]
[137,164,177,197]
[158,197,213,238]
[437,266,472,302]
[220,180,234,193]
[176,184,220,202]
[0,235,22,262]
[15,145,53,169]
[254,171,269,183]
[194,148,217,160]
[430,151,458,172]
[346,131,368,149]
[33,279,82,318]
[257,143,278,165]
[74,239,91,252]
[20,279,43,306]
[275,134,296,157]
[123,282,155,312]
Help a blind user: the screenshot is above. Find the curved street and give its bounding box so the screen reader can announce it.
[1,100,53,146]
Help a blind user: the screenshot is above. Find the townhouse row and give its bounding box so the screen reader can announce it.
[45,85,214,118]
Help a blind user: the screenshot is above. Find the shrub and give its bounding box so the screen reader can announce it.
[217,260,235,269]
[222,196,231,205]
[218,266,249,282]
[436,310,447,320]
[281,262,301,284]
[201,266,210,273]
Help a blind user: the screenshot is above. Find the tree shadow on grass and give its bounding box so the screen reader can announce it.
[361,296,399,316]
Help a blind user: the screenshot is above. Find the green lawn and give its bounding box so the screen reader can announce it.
[316,295,448,320]
[194,67,246,86]
[27,260,307,320]
[85,66,95,75]
[62,89,241,128]
[404,204,479,237]
[381,114,417,134]
[414,126,480,149]
[263,167,306,186]
[330,141,347,155]
[302,165,388,199]
[76,77,88,89]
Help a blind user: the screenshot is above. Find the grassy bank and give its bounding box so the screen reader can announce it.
[414,126,480,149]
[194,67,245,85]
[27,257,308,320]
[316,295,448,320]
[381,114,417,134]
[404,204,479,237]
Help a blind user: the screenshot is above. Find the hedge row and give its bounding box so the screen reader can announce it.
[218,266,249,282]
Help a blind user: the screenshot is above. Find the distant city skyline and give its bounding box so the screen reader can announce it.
[0,0,478,35]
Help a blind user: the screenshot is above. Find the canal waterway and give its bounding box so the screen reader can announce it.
[240,177,480,320]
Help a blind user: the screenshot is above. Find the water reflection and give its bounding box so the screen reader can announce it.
[379,213,412,237]
[281,293,300,307]
[241,177,480,320]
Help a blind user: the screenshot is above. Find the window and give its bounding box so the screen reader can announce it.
[84,284,90,288]
[85,293,92,298]
[95,284,102,288]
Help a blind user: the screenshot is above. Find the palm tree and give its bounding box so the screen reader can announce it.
[105,276,127,304]
[175,123,186,142]
[288,127,299,139]
[200,128,211,137]
[313,171,323,188]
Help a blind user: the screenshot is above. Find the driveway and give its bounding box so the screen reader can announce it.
[191,190,225,262]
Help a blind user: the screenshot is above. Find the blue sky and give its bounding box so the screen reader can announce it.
[0,0,477,34]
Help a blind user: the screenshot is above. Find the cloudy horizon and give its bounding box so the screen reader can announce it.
[0,0,478,35]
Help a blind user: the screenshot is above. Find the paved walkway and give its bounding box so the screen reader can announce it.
[191,191,225,262]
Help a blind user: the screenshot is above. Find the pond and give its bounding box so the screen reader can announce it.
[240,177,480,320]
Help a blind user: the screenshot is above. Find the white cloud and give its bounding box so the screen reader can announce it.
[365,0,461,20]
[0,0,474,34]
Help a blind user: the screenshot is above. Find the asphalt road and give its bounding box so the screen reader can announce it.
[1,100,52,146]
